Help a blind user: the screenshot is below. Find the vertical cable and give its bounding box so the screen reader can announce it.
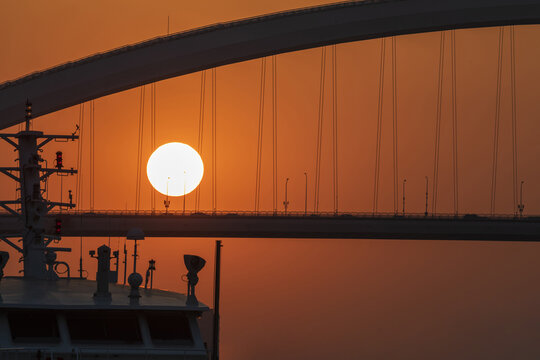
[76,103,85,277]
[135,86,145,212]
[272,56,278,214]
[451,30,459,215]
[76,103,85,210]
[373,38,386,214]
[510,26,518,215]
[331,45,339,214]
[491,27,504,215]
[195,71,206,212]
[151,83,156,212]
[90,100,95,210]
[212,68,217,213]
[255,58,267,212]
[432,32,445,215]
[314,47,326,213]
[391,36,398,215]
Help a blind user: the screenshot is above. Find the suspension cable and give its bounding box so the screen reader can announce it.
[314,47,326,213]
[451,30,459,215]
[491,27,504,215]
[90,100,95,210]
[391,36,398,214]
[432,32,445,215]
[76,103,85,211]
[272,55,278,214]
[331,45,339,214]
[373,38,386,214]
[76,103,85,272]
[255,58,267,212]
[195,71,206,212]
[212,68,217,213]
[135,86,146,212]
[510,25,518,215]
[150,83,157,212]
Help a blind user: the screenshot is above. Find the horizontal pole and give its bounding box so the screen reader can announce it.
[0,213,539,241]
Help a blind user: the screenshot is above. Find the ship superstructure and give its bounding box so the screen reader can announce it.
[0,103,213,359]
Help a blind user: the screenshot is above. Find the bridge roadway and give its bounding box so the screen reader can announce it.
[1,211,539,241]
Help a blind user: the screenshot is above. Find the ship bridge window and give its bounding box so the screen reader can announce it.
[65,310,142,344]
[8,310,60,343]
[146,311,193,345]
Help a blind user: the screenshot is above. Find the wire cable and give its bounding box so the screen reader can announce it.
[451,30,459,215]
[432,32,445,215]
[391,36,398,214]
[314,47,326,213]
[76,104,85,211]
[510,25,518,215]
[272,56,278,214]
[490,27,504,215]
[332,45,339,214]
[90,100,96,210]
[135,86,146,212]
[76,103,85,276]
[195,71,206,212]
[212,68,217,213]
[151,83,157,212]
[255,58,267,212]
[373,38,386,214]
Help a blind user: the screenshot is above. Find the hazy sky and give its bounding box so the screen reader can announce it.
[1,1,540,359]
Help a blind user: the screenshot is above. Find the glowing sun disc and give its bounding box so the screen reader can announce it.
[146,142,204,197]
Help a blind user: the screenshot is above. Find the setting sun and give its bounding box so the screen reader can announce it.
[146,142,204,196]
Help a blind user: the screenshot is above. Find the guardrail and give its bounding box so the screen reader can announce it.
[23,209,540,220]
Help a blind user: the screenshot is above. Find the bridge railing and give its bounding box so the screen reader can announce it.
[30,209,539,220]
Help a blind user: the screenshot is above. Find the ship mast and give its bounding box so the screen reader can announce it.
[0,101,77,278]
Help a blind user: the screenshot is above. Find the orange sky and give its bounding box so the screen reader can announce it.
[2,1,540,358]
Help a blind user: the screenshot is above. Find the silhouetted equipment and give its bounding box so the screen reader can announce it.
[184,255,206,306]
[128,272,143,304]
[90,245,112,301]
[127,228,144,273]
[145,259,156,289]
[126,229,144,303]
[123,242,128,285]
[24,100,31,131]
[212,240,222,360]
[55,219,62,235]
[45,250,58,280]
[0,251,9,280]
[55,151,63,169]
[111,250,119,283]
[0,105,77,278]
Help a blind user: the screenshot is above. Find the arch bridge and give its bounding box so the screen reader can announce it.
[1,0,540,129]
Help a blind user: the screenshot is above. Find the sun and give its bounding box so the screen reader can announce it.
[146,142,204,196]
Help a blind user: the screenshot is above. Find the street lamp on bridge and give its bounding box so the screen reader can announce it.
[283,178,290,214]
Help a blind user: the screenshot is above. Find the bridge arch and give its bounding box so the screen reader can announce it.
[1,0,540,129]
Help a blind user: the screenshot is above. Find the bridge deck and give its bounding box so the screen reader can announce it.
[1,212,539,241]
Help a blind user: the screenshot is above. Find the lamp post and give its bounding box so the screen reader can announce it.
[183,171,186,215]
[164,176,171,214]
[518,180,525,218]
[283,178,290,214]
[304,172,308,216]
[425,176,429,216]
[402,179,407,215]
